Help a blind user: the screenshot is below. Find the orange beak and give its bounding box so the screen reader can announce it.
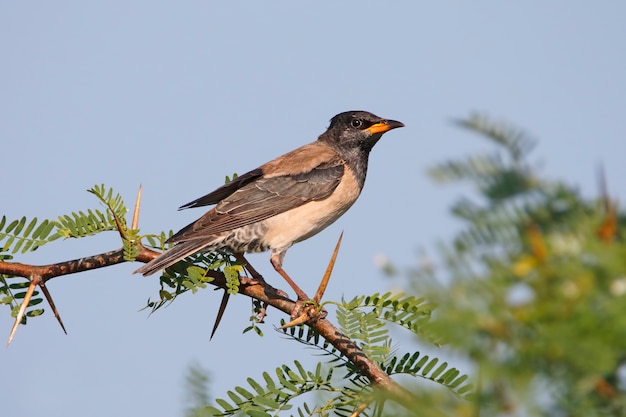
[366,119,405,135]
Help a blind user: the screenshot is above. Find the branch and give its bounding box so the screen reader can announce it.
[0,186,418,411]
[0,246,158,282]
[0,244,418,411]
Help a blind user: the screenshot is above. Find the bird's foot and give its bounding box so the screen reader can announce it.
[291,298,311,319]
[281,231,341,328]
[279,298,327,329]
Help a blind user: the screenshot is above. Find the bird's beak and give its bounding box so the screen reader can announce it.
[366,119,405,135]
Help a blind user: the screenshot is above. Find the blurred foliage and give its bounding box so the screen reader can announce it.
[184,361,212,417]
[403,114,626,416]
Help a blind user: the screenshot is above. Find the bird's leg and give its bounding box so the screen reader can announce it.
[278,233,343,329]
[233,253,265,284]
[271,262,310,300]
[270,253,313,319]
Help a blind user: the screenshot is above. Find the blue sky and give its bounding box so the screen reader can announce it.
[2,2,625,416]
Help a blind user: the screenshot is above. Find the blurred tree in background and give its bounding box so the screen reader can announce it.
[392,114,626,416]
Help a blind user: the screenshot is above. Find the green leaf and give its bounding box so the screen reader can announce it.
[202,406,222,415]
[159,290,173,300]
[246,409,271,417]
[275,368,298,392]
[246,410,271,417]
[247,378,265,396]
[14,290,39,299]
[27,297,43,307]
[429,362,448,380]
[12,217,26,235]
[252,395,281,409]
[22,217,37,239]
[214,398,234,412]
[226,390,243,405]
[26,308,44,317]
[234,386,254,401]
[421,357,438,376]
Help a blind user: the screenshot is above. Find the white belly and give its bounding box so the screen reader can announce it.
[261,168,362,250]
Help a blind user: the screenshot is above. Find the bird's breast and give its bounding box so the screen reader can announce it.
[261,166,362,249]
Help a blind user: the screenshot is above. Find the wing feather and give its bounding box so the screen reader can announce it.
[167,147,344,243]
[178,168,263,210]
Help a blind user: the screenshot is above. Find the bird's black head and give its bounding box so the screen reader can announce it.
[319,110,404,154]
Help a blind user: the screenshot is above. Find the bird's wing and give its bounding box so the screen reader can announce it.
[178,168,264,210]
[167,143,344,243]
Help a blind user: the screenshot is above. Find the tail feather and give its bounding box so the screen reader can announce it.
[134,240,216,276]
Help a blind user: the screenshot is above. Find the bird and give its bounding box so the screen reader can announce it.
[134,110,404,309]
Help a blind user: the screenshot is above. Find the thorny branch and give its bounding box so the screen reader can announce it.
[0,187,420,414]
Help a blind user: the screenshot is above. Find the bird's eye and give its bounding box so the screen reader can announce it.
[351,119,363,128]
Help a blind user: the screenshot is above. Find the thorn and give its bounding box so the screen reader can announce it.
[314,231,343,303]
[112,206,127,240]
[132,184,142,230]
[278,302,326,330]
[527,223,547,262]
[210,252,266,339]
[278,309,312,329]
[210,291,230,340]
[598,163,609,211]
[7,280,37,346]
[596,164,618,242]
[40,282,67,335]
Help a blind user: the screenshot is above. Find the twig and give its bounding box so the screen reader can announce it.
[0,246,417,409]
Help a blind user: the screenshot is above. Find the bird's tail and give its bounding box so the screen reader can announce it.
[133,239,215,276]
